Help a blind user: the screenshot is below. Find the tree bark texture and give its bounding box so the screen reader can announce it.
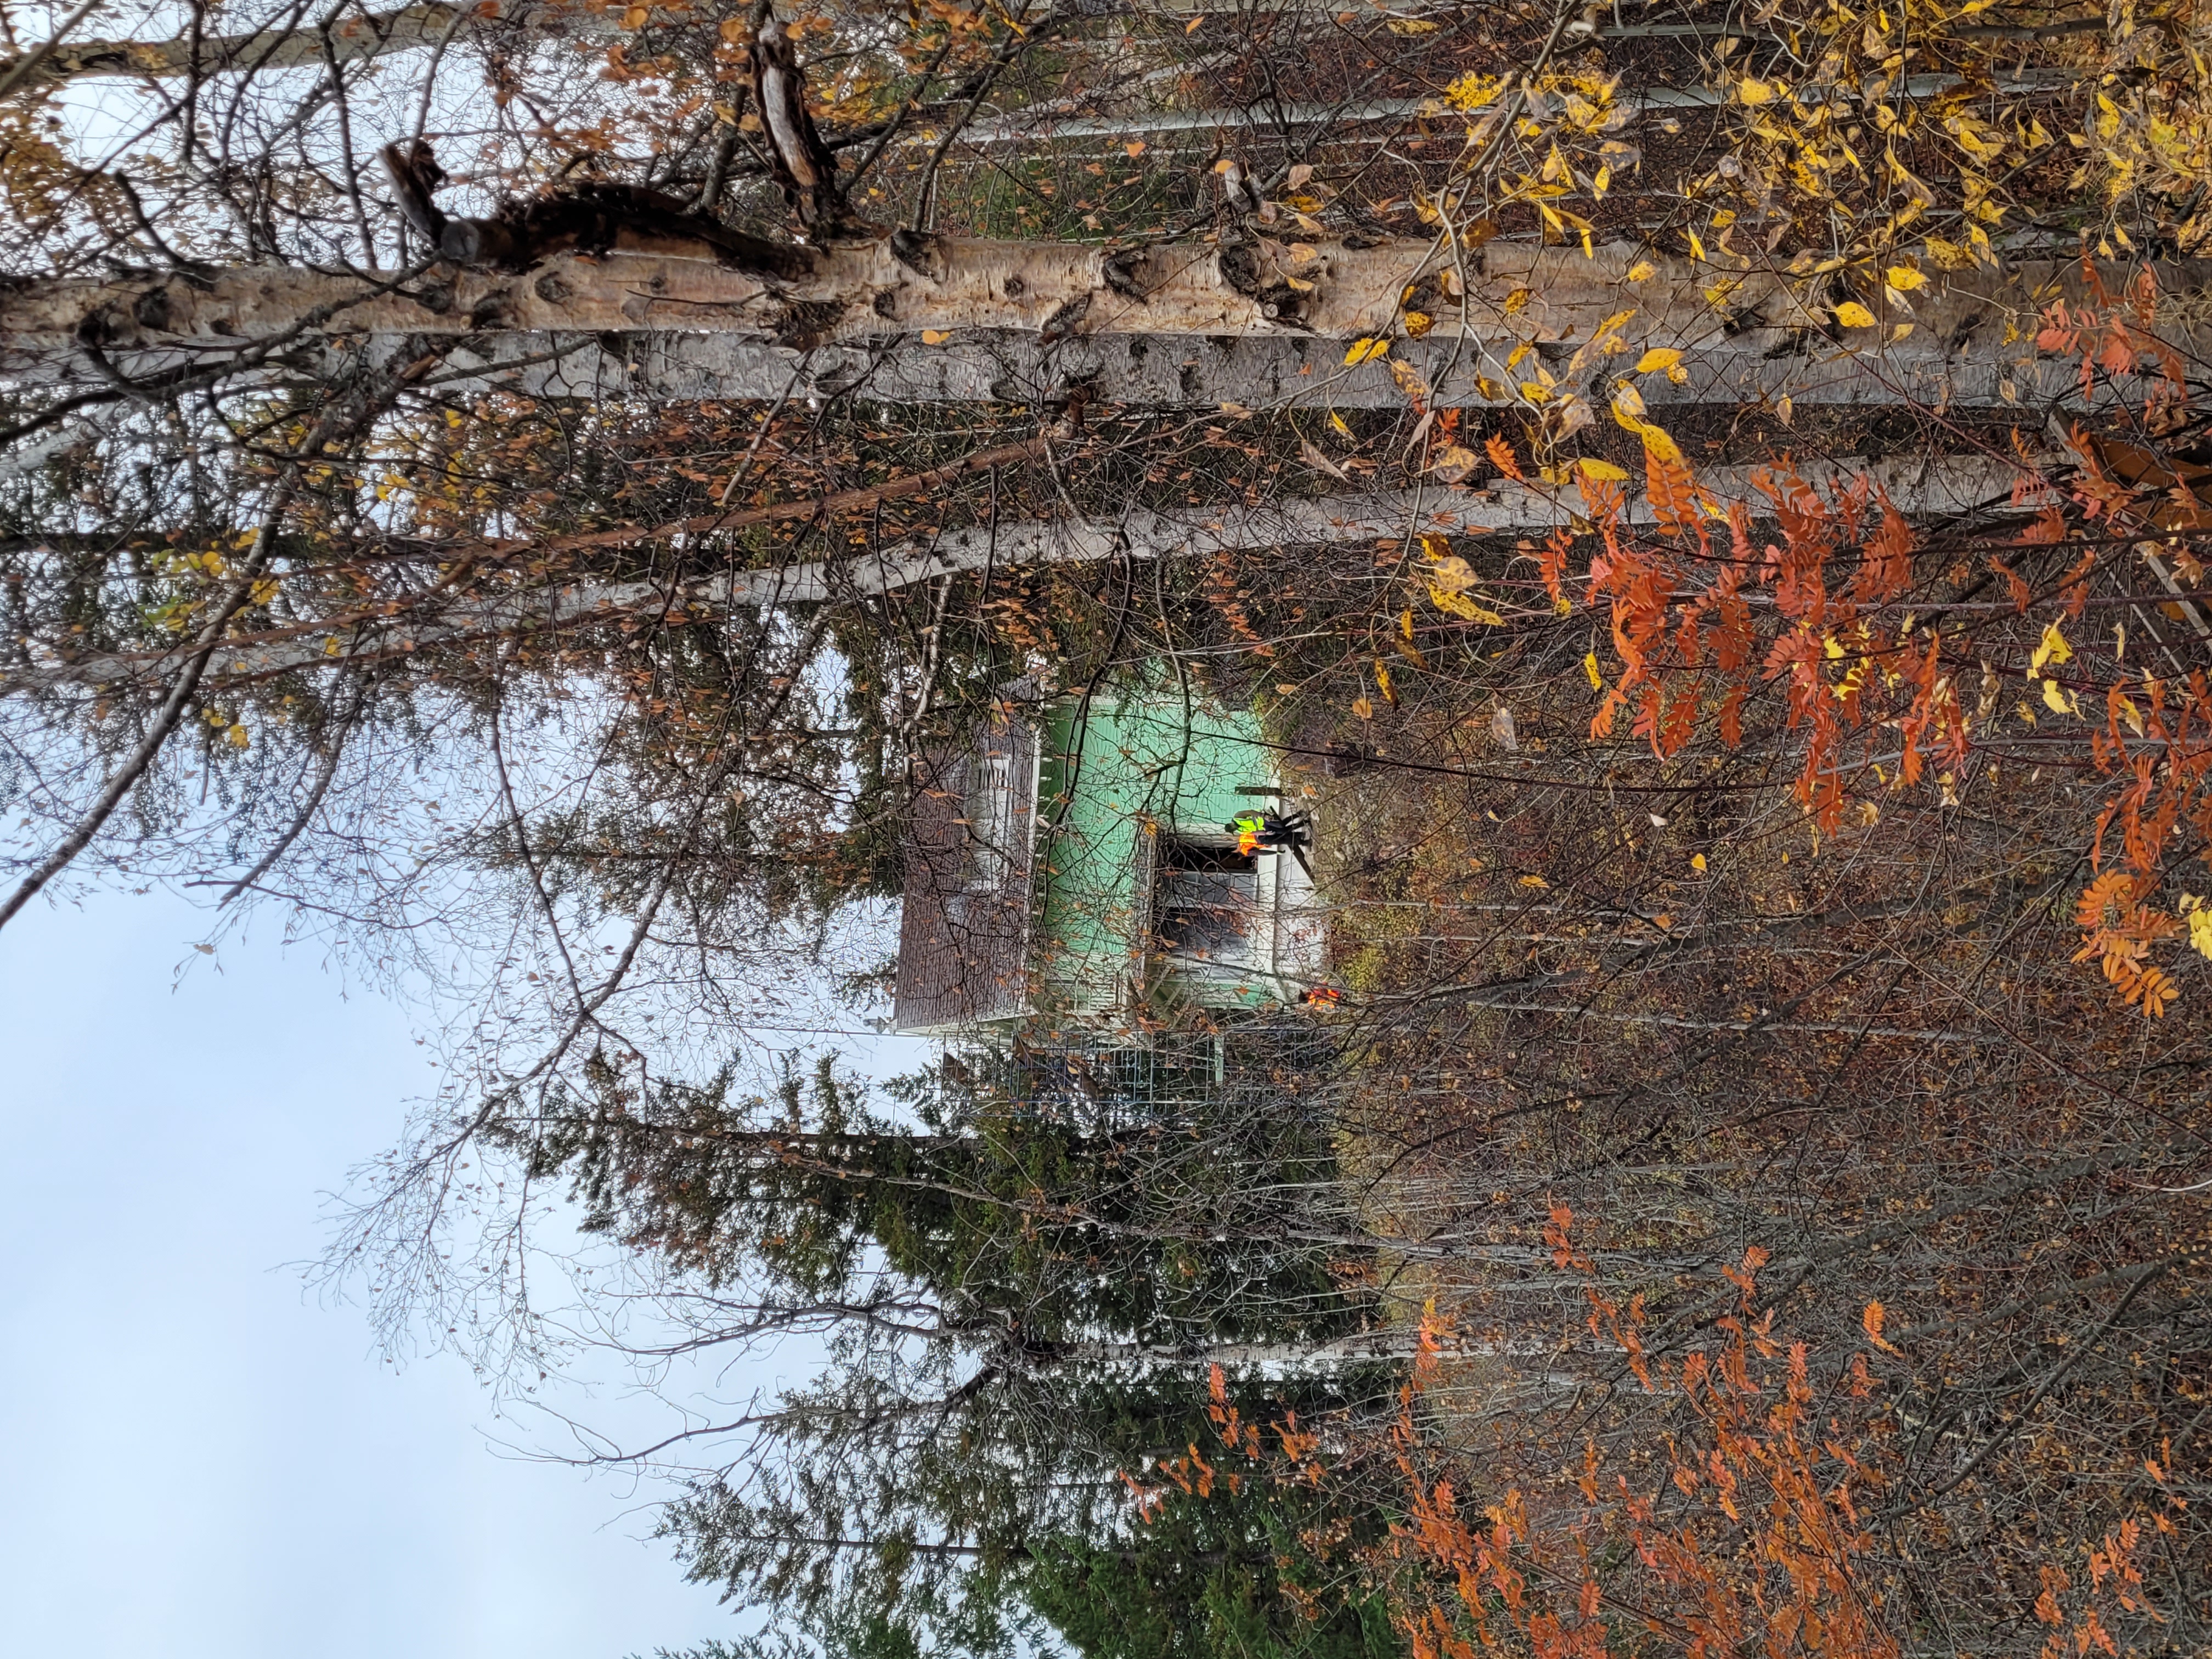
[0,1,594,87]
[9,455,2029,695]
[953,69,2066,144]
[5,322,2142,413]
[428,324,2153,411]
[9,244,2196,416]
[0,0,1389,88]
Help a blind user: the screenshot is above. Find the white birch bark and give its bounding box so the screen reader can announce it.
[0,320,2129,413]
[1036,1327,1601,1369]
[0,1,602,87]
[420,324,2142,411]
[0,0,1499,88]
[952,70,2065,144]
[9,241,2198,392]
[6,455,2031,695]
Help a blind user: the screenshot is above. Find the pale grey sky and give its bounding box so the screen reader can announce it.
[0,887,758,1659]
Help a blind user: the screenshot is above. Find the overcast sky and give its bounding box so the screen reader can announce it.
[1,887,782,1659]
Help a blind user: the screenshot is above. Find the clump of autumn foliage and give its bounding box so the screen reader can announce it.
[1132,1204,2196,1658]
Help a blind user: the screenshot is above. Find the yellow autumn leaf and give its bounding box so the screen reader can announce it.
[1430,443,1480,480]
[2029,621,2072,675]
[1445,71,1505,110]
[1583,651,1605,690]
[1611,380,1649,422]
[1374,661,1396,703]
[2191,909,2212,960]
[2042,678,2079,716]
[1427,554,1477,589]
[1329,410,1353,438]
[1738,77,1777,105]
[1635,348,1683,373]
[1389,357,1430,402]
[1352,694,1374,719]
[1592,308,1637,347]
[1344,337,1387,365]
[224,723,251,750]
[1429,583,1503,624]
[1690,853,1708,872]
[1637,422,1683,465]
[1834,300,1877,329]
[1626,260,1656,282]
[921,329,952,345]
[1403,311,1434,337]
[1886,266,1927,292]
[1577,457,1630,481]
[1519,874,1549,889]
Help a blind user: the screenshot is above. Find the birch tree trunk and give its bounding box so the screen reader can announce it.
[0,1,596,88]
[6,455,2030,695]
[9,242,2197,403]
[1031,1327,1601,1369]
[416,324,2140,411]
[951,69,2068,144]
[0,0,1387,88]
[0,320,2130,413]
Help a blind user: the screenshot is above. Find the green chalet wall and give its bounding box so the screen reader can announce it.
[891,691,1323,1038]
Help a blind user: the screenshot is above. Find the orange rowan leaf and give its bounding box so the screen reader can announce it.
[2125,964,2180,1017]
[1862,1301,1904,1355]
[2075,871,2137,929]
[1987,555,2033,611]
[1645,450,1702,534]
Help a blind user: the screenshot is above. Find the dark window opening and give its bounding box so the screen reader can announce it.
[1155,837,1259,966]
